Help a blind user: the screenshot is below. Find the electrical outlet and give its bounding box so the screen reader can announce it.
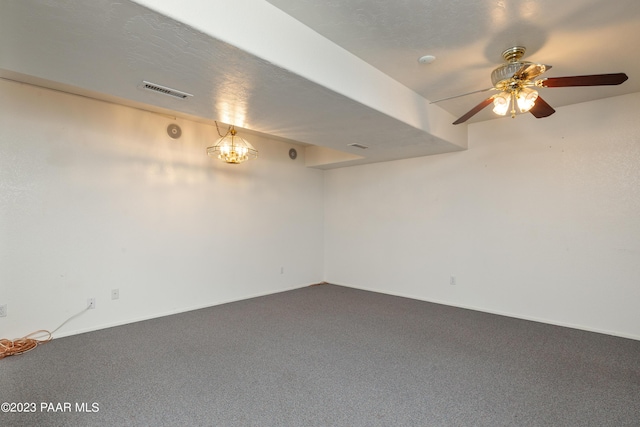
[450,275,456,286]
[280,266,284,275]
[111,289,119,300]
[0,304,7,317]
[87,298,96,309]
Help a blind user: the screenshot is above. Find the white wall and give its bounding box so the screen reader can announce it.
[0,79,324,338]
[324,92,640,339]
[3,78,639,342]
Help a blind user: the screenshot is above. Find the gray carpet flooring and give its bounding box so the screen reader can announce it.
[2,284,639,426]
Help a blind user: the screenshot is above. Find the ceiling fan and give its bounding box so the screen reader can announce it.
[433,46,628,125]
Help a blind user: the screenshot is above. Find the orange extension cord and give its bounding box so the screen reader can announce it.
[0,306,89,359]
[0,330,52,359]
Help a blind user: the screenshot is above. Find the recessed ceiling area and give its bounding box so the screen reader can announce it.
[265,0,640,122]
[1,0,638,168]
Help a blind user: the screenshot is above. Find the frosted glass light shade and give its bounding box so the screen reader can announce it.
[492,92,511,115]
[517,88,538,113]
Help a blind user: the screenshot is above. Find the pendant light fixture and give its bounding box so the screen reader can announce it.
[207,123,258,164]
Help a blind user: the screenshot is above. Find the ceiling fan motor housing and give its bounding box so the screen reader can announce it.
[491,46,530,87]
[491,62,532,87]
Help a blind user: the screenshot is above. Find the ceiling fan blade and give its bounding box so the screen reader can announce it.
[452,96,494,125]
[431,87,494,104]
[514,63,551,81]
[529,96,555,118]
[540,73,628,87]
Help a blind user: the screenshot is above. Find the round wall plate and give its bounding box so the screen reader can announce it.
[289,148,297,160]
[167,124,182,139]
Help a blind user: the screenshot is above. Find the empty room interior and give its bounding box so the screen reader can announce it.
[1,0,639,425]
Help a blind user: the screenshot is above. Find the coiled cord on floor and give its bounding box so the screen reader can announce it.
[0,306,90,359]
[0,330,52,359]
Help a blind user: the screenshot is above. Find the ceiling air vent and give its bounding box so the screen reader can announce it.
[139,81,193,99]
[348,143,369,149]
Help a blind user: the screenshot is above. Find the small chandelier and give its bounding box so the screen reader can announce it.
[207,124,258,164]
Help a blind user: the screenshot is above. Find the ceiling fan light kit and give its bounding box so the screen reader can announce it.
[438,46,628,125]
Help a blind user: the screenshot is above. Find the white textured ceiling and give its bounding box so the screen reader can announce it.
[1,0,639,168]
[265,0,640,123]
